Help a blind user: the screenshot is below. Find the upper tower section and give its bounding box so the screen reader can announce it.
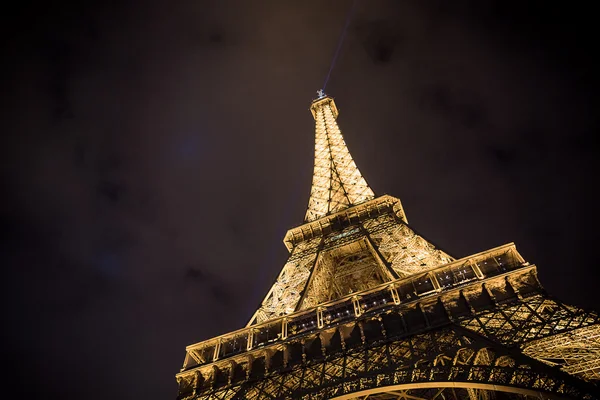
[305,91,375,222]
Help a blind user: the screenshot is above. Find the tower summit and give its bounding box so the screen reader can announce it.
[305,92,374,222]
[175,94,600,400]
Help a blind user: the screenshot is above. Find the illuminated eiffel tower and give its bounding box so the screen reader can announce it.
[176,92,600,400]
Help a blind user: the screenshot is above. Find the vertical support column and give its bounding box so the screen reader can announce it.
[246,354,254,379]
[301,339,307,363]
[470,259,484,279]
[459,290,477,314]
[439,297,454,320]
[264,350,271,373]
[281,318,288,340]
[247,329,255,351]
[193,371,202,396]
[418,303,430,328]
[389,284,401,305]
[429,272,442,291]
[211,365,219,389]
[213,339,222,362]
[506,276,524,300]
[352,296,362,317]
[182,352,192,370]
[316,307,325,328]
[282,344,290,368]
[378,315,387,338]
[482,282,498,306]
[358,321,366,344]
[228,361,236,385]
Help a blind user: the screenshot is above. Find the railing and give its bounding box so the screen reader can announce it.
[182,243,527,371]
[283,195,406,251]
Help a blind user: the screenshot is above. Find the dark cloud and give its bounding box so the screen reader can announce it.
[208,32,224,44]
[97,179,127,203]
[486,144,518,167]
[419,84,488,129]
[356,20,401,64]
[1,1,599,399]
[185,267,232,305]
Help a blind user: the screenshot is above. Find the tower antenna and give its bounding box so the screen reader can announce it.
[321,0,359,92]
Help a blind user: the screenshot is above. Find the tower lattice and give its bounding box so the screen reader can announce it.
[175,93,600,400]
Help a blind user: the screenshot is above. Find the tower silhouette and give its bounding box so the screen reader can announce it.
[176,93,600,400]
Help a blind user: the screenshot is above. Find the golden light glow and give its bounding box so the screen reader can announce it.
[305,96,374,222]
[175,95,600,400]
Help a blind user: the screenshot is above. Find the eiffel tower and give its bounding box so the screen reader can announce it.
[175,92,600,400]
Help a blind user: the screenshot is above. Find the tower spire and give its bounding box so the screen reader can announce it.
[304,92,375,222]
[176,94,600,400]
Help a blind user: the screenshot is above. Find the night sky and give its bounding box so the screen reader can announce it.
[2,1,598,399]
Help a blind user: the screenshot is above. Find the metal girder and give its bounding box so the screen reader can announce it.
[178,273,600,399]
[305,96,375,223]
[177,320,600,399]
[175,94,600,400]
[248,205,456,325]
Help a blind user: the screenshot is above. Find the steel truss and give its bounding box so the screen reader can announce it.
[175,94,600,399]
[249,198,453,325]
[304,96,375,223]
[177,266,600,399]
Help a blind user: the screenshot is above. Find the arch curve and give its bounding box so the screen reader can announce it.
[329,382,572,400]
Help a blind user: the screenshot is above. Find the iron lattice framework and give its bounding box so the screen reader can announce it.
[304,95,375,223]
[176,94,600,399]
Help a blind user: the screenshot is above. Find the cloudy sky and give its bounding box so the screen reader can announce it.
[2,1,598,399]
